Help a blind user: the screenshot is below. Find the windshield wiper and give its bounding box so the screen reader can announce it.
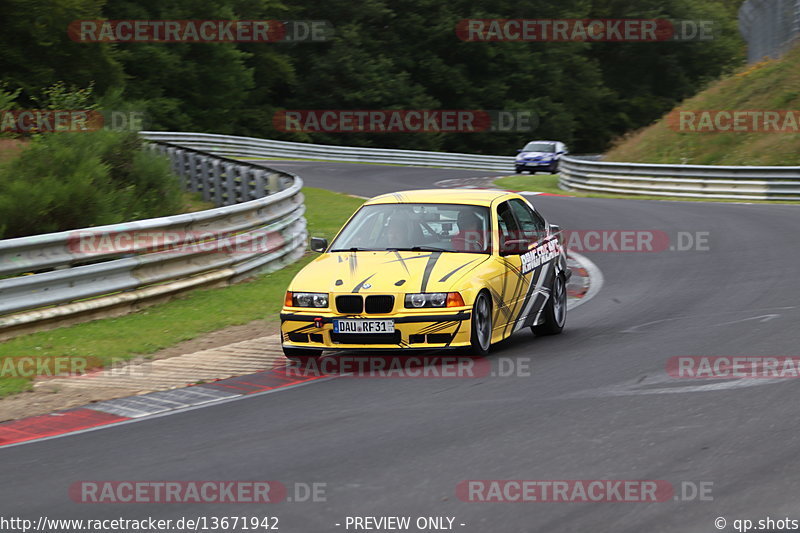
[329,247,376,252]
[390,246,451,252]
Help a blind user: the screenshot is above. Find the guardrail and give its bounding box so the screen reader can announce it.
[0,142,307,338]
[559,157,800,200]
[740,0,800,63]
[141,131,515,171]
[142,131,799,201]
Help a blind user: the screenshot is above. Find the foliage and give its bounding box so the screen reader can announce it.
[0,130,182,238]
[606,43,800,165]
[0,0,746,154]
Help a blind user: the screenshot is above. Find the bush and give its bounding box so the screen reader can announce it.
[0,130,182,238]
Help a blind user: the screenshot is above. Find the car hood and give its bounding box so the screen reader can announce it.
[289,250,489,294]
[519,151,554,158]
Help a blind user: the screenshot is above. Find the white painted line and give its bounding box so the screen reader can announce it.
[566,251,604,311]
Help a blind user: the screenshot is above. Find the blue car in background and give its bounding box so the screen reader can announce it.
[514,140,568,174]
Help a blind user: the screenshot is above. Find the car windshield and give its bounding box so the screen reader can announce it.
[330,203,492,254]
[522,142,556,153]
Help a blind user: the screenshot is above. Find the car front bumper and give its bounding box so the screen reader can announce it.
[280,309,473,351]
[516,160,554,167]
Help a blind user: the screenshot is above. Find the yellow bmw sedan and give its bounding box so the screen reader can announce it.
[280,189,570,362]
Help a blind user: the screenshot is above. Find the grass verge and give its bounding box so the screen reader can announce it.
[605,45,800,166]
[0,187,363,397]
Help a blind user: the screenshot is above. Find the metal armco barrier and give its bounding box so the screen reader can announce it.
[0,141,307,336]
[559,157,800,200]
[740,0,800,63]
[142,131,800,201]
[141,131,515,171]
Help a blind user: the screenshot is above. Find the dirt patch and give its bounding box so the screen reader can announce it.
[0,138,28,164]
[145,319,280,361]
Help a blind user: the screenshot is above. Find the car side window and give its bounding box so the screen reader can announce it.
[496,202,519,244]
[509,199,546,243]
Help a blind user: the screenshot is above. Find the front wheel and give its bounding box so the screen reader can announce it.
[470,292,493,356]
[282,346,322,365]
[532,274,567,336]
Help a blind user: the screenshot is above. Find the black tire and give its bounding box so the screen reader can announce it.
[532,273,567,336]
[470,291,493,356]
[515,167,523,174]
[549,161,559,174]
[282,346,322,365]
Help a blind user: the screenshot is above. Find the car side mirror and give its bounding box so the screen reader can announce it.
[516,149,524,153]
[309,237,328,253]
[557,151,565,155]
[501,239,531,255]
[549,224,561,235]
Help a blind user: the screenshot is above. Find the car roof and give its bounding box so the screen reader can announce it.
[364,189,524,207]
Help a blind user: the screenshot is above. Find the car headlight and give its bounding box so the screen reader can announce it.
[286,292,328,308]
[404,292,465,308]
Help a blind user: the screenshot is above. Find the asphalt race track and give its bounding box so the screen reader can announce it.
[3,161,800,532]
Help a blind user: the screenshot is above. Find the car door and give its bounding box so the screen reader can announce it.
[507,198,560,332]
[484,200,532,340]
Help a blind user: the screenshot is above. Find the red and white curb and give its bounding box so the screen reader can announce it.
[0,364,329,448]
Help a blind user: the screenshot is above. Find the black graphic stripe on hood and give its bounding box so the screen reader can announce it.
[392,250,410,274]
[420,252,442,293]
[438,259,478,283]
[349,252,358,277]
[352,274,376,293]
[384,253,436,264]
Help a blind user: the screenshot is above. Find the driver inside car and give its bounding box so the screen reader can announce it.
[451,210,485,252]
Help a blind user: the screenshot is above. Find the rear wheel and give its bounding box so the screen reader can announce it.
[470,292,493,356]
[532,273,567,336]
[282,346,322,365]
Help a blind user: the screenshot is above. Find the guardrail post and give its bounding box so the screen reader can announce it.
[186,152,200,193]
[252,169,267,200]
[223,162,236,205]
[207,159,221,204]
[267,173,281,195]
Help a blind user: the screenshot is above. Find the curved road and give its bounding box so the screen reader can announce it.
[3,162,800,532]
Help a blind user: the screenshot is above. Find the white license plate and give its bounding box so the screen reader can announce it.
[333,319,395,334]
